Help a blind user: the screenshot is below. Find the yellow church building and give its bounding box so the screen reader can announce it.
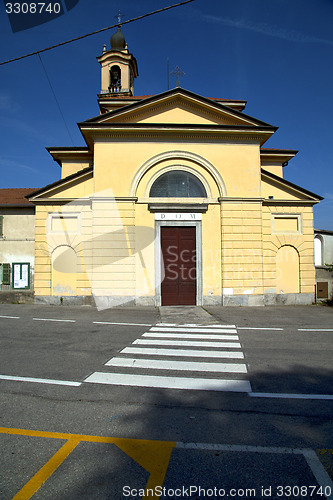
[27,27,322,308]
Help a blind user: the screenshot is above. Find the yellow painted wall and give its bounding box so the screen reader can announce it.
[52,245,77,296]
[221,201,264,296]
[61,161,91,179]
[276,245,300,294]
[93,140,261,198]
[262,204,315,294]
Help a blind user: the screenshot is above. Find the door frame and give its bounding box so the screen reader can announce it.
[155,220,202,306]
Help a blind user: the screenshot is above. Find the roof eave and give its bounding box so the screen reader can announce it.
[26,166,93,201]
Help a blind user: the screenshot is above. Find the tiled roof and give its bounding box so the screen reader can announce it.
[0,188,36,206]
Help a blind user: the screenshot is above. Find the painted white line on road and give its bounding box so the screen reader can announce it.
[298,328,333,332]
[237,327,284,331]
[121,347,244,359]
[0,374,81,386]
[151,326,237,333]
[133,339,242,348]
[84,372,251,392]
[249,392,333,400]
[155,323,236,328]
[33,318,76,323]
[302,449,333,500]
[93,321,152,326]
[175,442,333,499]
[0,315,20,319]
[106,357,248,373]
[177,442,307,453]
[143,332,239,340]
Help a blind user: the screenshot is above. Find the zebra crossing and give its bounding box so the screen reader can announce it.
[85,323,251,393]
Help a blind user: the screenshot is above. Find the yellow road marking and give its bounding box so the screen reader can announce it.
[0,427,175,500]
[12,437,81,500]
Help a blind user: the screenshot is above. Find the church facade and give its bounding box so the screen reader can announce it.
[27,27,322,307]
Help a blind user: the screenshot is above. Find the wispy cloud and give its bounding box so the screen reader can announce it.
[0,158,40,174]
[204,14,333,46]
[0,116,54,142]
[0,94,19,113]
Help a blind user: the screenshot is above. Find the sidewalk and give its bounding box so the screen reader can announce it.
[158,306,221,325]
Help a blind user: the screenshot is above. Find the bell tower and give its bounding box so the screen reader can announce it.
[97,25,138,99]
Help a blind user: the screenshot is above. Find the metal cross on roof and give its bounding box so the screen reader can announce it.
[170,65,185,87]
[115,10,125,25]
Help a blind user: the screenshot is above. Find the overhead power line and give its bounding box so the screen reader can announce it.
[37,52,75,145]
[0,0,195,66]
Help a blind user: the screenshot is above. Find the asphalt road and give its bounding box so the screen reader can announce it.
[0,303,332,499]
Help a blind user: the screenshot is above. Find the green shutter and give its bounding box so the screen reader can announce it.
[2,264,11,285]
[0,216,3,238]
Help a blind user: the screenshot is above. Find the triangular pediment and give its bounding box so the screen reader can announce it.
[27,167,94,201]
[84,88,273,128]
[261,169,323,202]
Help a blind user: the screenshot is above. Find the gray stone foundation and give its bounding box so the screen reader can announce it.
[219,293,314,306]
[32,292,315,307]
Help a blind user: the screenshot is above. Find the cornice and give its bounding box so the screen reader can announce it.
[80,125,275,148]
[219,197,263,203]
[262,199,319,206]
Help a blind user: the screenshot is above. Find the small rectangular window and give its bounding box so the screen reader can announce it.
[49,213,80,234]
[272,214,302,234]
[0,216,3,238]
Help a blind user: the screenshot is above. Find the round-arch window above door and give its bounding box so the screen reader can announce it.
[149,170,207,198]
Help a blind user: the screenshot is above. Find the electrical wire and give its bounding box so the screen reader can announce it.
[0,0,195,66]
[37,52,75,145]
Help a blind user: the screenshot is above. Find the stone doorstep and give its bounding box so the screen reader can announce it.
[159,306,220,325]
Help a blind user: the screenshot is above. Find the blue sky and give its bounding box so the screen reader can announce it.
[0,0,332,229]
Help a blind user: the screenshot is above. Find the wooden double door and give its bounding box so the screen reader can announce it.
[161,226,197,306]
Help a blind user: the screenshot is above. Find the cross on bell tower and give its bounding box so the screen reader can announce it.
[115,9,124,25]
[170,65,185,87]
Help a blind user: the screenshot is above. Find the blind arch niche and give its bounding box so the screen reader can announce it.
[149,170,207,198]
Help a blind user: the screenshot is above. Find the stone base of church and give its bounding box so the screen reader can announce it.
[34,292,315,307]
[219,292,314,307]
[34,295,95,306]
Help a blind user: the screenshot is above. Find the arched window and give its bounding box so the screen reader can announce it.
[149,170,207,198]
[314,236,323,266]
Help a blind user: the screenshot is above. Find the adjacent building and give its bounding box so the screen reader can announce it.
[0,189,35,295]
[26,27,323,308]
[314,229,333,301]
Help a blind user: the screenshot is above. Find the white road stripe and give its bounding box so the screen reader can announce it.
[150,327,237,333]
[0,315,20,319]
[93,321,152,326]
[106,357,248,373]
[0,374,81,386]
[33,318,76,323]
[174,442,333,499]
[84,372,251,392]
[155,323,236,328]
[298,328,333,332]
[133,339,242,348]
[237,327,284,331]
[143,332,239,340]
[249,392,333,400]
[121,347,244,358]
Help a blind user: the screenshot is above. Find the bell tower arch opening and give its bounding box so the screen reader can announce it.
[97,25,138,98]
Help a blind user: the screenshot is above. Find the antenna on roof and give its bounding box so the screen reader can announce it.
[167,58,170,90]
